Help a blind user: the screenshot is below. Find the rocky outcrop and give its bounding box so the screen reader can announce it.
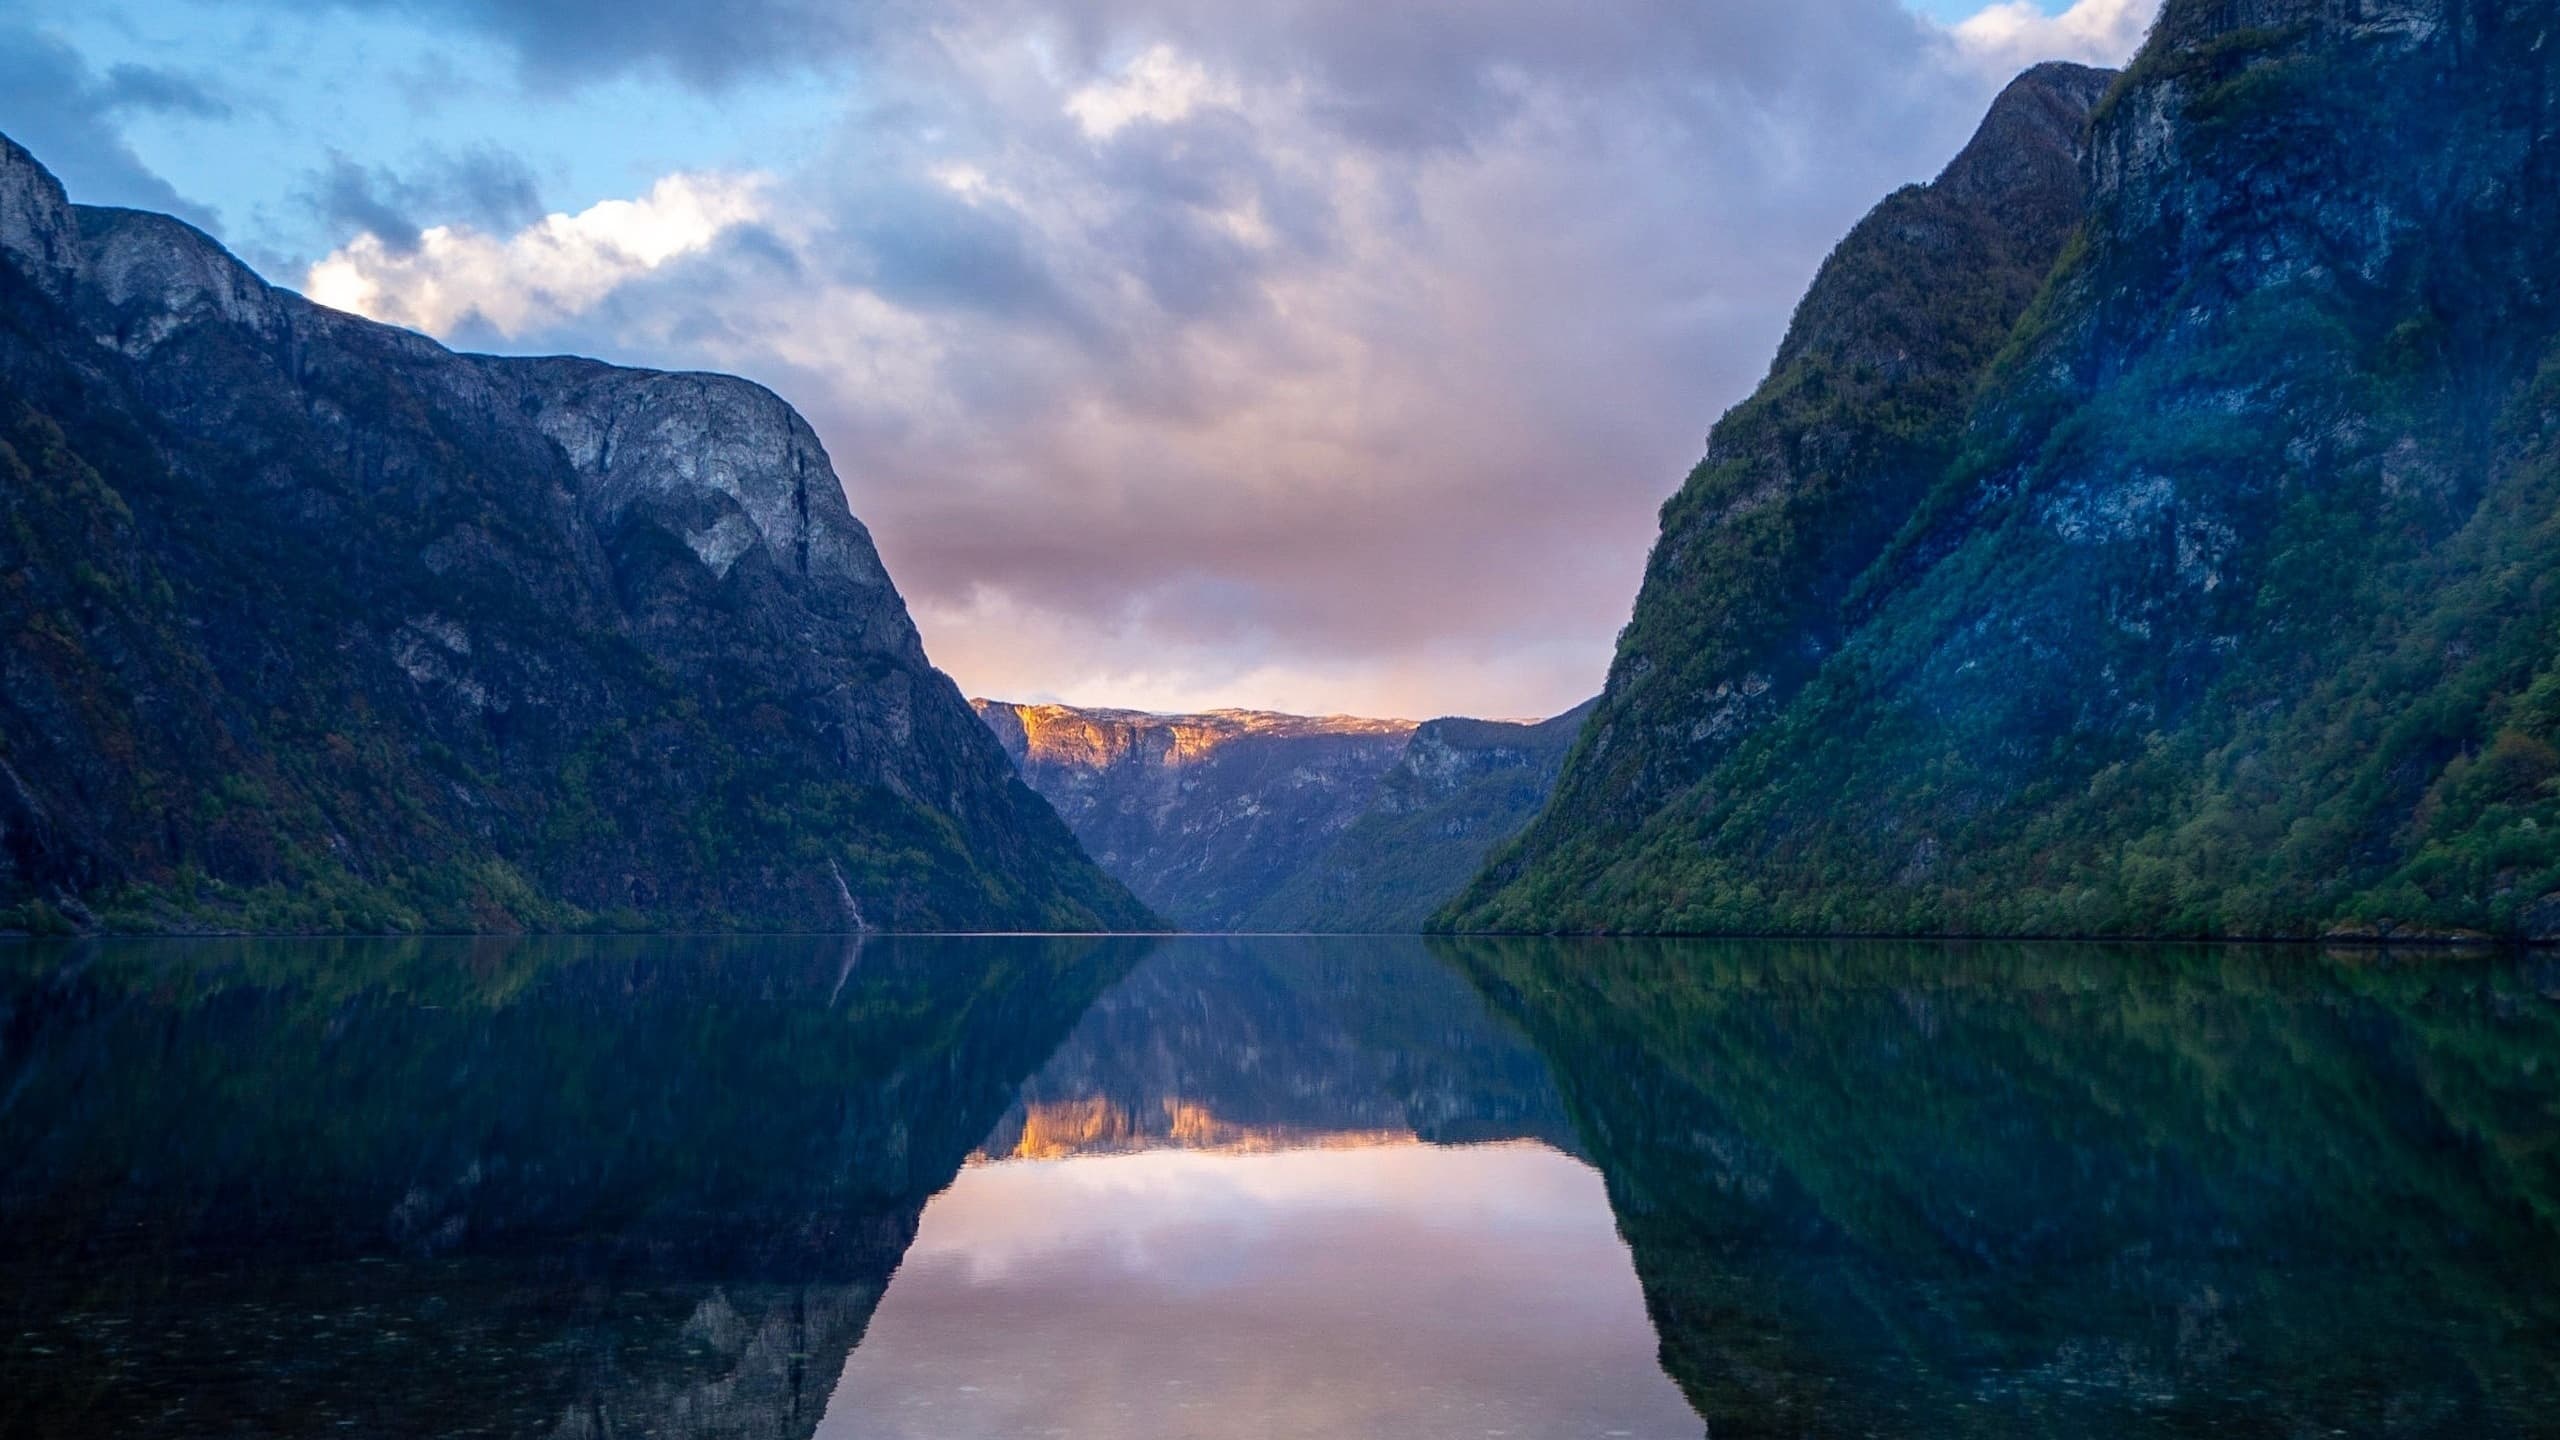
[975,698,1590,930]
[0,131,1150,932]
[1450,6,2560,939]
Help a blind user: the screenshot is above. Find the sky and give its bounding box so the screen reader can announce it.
[0,0,2158,720]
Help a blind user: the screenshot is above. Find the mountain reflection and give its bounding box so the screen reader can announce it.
[0,934,1150,1439]
[820,936,1697,1439]
[972,934,1580,1160]
[1444,938,2560,1438]
[4,935,2557,1438]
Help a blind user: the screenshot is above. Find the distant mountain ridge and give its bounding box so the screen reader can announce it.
[975,697,1588,930]
[1452,1,2560,940]
[0,131,1149,933]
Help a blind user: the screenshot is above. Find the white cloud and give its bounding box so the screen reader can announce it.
[303,171,771,336]
[1947,0,2159,73]
[1063,44,1236,139]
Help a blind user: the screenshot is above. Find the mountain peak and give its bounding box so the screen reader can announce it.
[0,131,79,302]
[1936,62,2118,208]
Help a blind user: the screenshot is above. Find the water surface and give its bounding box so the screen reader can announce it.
[1,934,2554,1437]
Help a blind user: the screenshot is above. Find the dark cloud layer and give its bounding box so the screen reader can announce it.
[223,0,895,89]
[307,146,542,253]
[0,27,222,223]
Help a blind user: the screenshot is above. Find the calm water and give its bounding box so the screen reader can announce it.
[1,936,2555,1437]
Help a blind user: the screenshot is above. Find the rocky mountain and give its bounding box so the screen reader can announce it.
[975,698,1586,930]
[973,701,1414,928]
[1242,700,1595,932]
[1450,2,2560,940]
[0,132,1149,934]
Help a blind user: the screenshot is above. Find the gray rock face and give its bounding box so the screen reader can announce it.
[973,702,1416,928]
[1243,702,1595,932]
[974,698,1592,931]
[0,130,1149,933]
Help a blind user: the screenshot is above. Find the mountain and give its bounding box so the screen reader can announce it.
[971,701,1413,927]
[1450,3,2560,940]
[974,698,1587,930]
[1240,700,1595,931]
[0,133,1150,934]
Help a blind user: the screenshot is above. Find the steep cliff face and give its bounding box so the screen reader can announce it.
[975,699,1590,929]
[1452,62,2114,926]
[973,701,1416,928]
[0,133,1149,933]
[1243,701,1594,932]
[1452,4,2560,939]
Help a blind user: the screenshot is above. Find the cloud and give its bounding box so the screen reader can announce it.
[306,146,545,255]
[0,27,219,224]
[101,62,235,118]
[265,0,2128,718]
[228,0,883,90]
[304,171,769,335]
[1065,45,1238,140]
[1948,0,2160,73]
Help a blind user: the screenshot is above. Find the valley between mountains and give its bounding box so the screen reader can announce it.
[5,0,2559,939]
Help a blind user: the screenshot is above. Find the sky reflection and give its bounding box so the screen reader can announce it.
[820,1141,1698,1439]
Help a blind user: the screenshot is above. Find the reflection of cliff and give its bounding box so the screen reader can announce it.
[996,1096,1417,1159]
[1447,938,2560,1438]
[973,936,1579,1161]
[0,935,1148,1439]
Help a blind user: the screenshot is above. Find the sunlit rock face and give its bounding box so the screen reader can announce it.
[975,701,1414,928]
[975,699,1589,930]
[0,130,1146,933]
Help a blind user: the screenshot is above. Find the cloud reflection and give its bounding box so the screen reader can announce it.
[820,1143,1698,1439]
